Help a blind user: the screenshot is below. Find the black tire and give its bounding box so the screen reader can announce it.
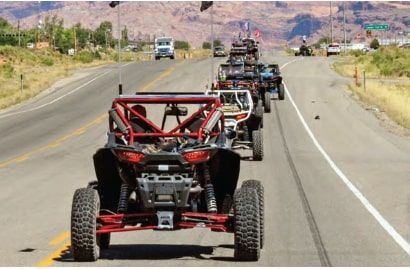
[264,91,271,113]
[252,129,263,161]
[155,56,160,60]
[220,194,233,214]
[234,187,260,261]
[255,100,264,128]
[242,180,264,249]
[170,55,175,60]
[242,125,250,142]
[71,188,100,261]
[278,83,285,100]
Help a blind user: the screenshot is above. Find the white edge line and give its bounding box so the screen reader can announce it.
[280,60,410,255]
[0,69,112,119]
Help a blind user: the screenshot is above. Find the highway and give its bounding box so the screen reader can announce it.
[0,53,409,266]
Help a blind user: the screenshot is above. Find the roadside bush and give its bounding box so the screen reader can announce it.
[1,63,14,78]
[174,40,190,50]
[40,56,54,66]
[73,51,94,63]
[371,47,410,78]
[202,41,211,49]
[370,38,380,50]
[349,49,365,57]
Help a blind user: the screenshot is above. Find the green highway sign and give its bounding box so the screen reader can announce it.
[364,24,389,31]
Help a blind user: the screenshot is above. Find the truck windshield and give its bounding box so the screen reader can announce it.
[158,42,170,46]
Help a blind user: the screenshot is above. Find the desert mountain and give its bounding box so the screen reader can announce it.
[0,1,409,48]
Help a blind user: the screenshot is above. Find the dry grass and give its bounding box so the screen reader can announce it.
[333,47,410,130]
[350,81,410,129]
[334,55,380,78]
[175,49,211,59]
[0,47,116,110]
[0,47,211,110]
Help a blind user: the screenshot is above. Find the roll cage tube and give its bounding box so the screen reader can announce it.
[109,95,225,145]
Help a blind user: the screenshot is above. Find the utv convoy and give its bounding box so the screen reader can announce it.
[70,35,287,262]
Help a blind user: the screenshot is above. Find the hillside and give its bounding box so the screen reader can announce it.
[0,1,409,48]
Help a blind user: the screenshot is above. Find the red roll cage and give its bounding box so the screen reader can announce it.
[109,93,225,145]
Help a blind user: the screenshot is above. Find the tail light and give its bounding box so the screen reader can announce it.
[115,150,145,164]
[183,150,210,164]
[235,113,248,120]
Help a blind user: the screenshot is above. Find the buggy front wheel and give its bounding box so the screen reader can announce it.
[256,100,264,128]
[234,187,261,261]
[252,129,263,161]
[71,188,100,261]
[242,180,265,248]
[278,84,285,100]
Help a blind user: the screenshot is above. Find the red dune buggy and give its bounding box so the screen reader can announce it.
[70,93,264,262]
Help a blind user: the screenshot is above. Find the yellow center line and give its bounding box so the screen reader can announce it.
[36,242,70,267]
[0,62,180,170]
[34,61,181,267]
[49,231,70,246]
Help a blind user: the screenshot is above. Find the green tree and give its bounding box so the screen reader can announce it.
[94,21,113,48]
[174,40,190,50]
[0,17,19,46]
[202,41,211,49]
[44,15,63,48]
[73,23,92,49]
[213,39,222,47]
[0,17,10,28]
[121,25,128,47]
[370,38,380,50]
[55,28,74,54]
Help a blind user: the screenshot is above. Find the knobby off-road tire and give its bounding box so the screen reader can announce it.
[86,181,111,249]
[242,180,265,248]
[264,91,271,113]
[256,100,264,128]
[242,125,250,142]
[278,83,285,101]
[234,187,261,261]
[252,129,263,161]
[71,188,100,261]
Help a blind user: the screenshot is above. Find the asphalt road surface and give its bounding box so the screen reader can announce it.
[0,53,408,266]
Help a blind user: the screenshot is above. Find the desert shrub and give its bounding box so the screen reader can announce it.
[41,56,54,66]
[73,51,94,63]
[1,63,14,78]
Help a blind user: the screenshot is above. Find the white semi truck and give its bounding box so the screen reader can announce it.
[154,37,175,60]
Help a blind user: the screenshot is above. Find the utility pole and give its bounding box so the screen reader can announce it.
[18,20,21,47]
[74,27,77,52]
[109,1,122,95]
[343,2,346,53]
[117,3,122,95]
[210,3,214,84]
[330,1,333,43]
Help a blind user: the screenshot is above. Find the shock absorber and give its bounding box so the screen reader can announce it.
[202,164,217,213]
[117,183,132,213]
